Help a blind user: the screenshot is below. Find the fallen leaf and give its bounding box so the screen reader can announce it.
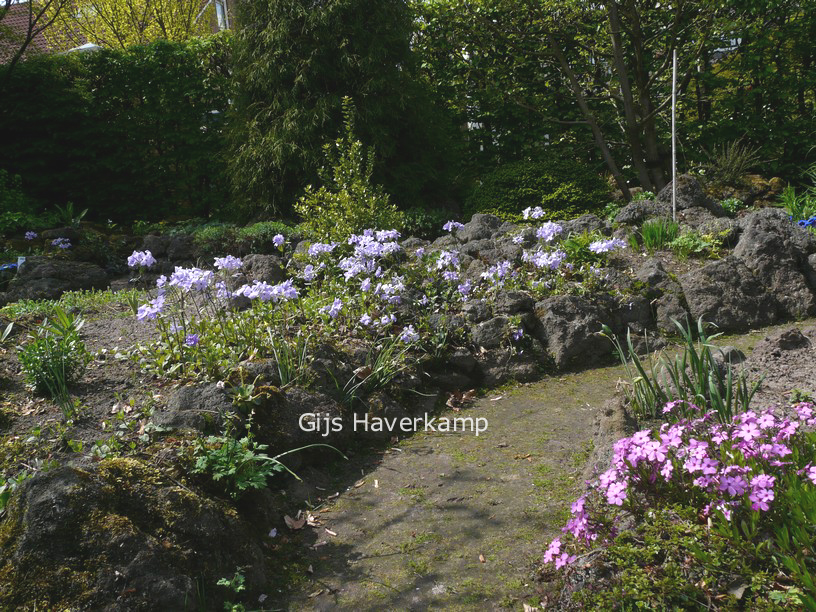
[327,492,340,499]
[306,513,320,527]
[325,528,337,537]
[354,366,372,379]
[374,479,379,489]
[308,589,324,598]
[307,565,314,574]
[523,604,538,612]
[479,554,486,563]
[490,395,503,401]
[284,515,306,530]
[353,479,366,488]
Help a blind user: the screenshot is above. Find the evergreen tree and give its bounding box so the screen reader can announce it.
[228,0,458,218]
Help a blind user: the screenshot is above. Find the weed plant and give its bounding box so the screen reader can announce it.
[191,416,345,498]
[601,318,760,423]
[17,307,91,419]
[638,218,679,252]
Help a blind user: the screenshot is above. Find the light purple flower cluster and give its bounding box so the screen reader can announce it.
[214,255,243,271]
[340,230,401,281]
[535,222,563,243]
[169,266,214,292]
[545,400,816,569]
[480,260,514,286]
[136,293,165,321]
[522,206,546,220]
[399,325,420,343]
[522,249,567,270]
[308,242,338,258]
[373,275,405,305]
[321,298,343,318]
[24,231,37,241]
[589,238,627,254]
[273,234,285,248]
[128,250,157,269]
[185,334,200,346]
[51,237,71,249]
[234,278,298,302]
[443,220,465,232]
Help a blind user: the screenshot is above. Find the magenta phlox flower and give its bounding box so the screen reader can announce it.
[793,402,816,426]
[606,481,628,506]
[718,475,748,496]
[543,538,561,563]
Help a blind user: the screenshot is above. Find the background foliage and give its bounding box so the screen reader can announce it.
[0,34,231,223]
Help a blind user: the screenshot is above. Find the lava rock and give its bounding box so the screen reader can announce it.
[534,295,611,370]
[471,316,509,349]
[679,256,778,332]
[459,213,503,242]
[656,174,725,216]
[241,254,286,284]
[2,256,108,303]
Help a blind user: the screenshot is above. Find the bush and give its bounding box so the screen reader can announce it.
[192,221,299,258]
[401,206,451,240]
[0,170,39,237]
[465,157,610,222]
[294,99,404,242]
[0,35,232,223]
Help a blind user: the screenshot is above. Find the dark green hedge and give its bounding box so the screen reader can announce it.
[0,34,232,223]
[465,157,611,222]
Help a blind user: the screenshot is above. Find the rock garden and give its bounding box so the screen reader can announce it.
[1,171,816,609]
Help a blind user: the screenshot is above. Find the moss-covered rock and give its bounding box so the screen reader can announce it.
[0,458,267,610]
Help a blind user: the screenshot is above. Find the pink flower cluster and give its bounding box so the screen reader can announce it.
[544,400,816,569]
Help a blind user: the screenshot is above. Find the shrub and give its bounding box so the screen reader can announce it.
[0,36,232,223]
[720,197,747,217]
[402,206,451,240]
[464,157,610,222]
[294,98,404,242]
[0,170,39,237]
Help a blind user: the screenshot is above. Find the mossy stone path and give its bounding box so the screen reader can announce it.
[272,365,623,610]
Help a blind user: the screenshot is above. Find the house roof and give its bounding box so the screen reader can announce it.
[0,1,85,63]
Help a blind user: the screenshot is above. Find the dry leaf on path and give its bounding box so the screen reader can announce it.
[284,514,306,530]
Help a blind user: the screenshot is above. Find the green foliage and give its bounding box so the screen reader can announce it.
[0,35,232,223]
[779,165,816,223]
[0,471,32,518]
[0,169,41,236]
[560,230,607,266]
[638,218,680,252]
[669,230,724,259]
[217,569,247,612]
[294,100,404,241]
[192,421,285,498]
[720,197,747,217]
[0,322,12,347]
[267,330,311,388]
[52,202,87,228]
[465,157,610,222]
[0,288,146,321]
[191,418,345,498]
[229,0,459,217]
[601,318,760,422]
[190,221,298,258]
[699,139,762,188]
[631,190,656,202]
[574,504,780,609]
[17,307,91,417]
[401,207,451,240]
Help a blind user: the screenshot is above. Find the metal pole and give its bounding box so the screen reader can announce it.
[671,48,677,222]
